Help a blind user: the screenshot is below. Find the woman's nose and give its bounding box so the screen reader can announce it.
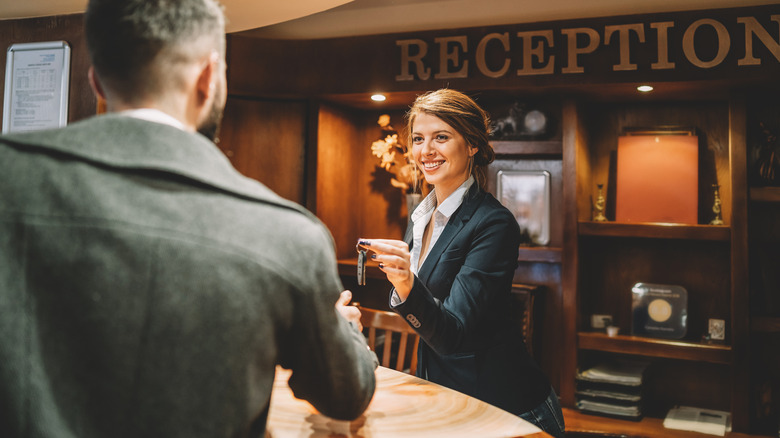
[420,138,434,155]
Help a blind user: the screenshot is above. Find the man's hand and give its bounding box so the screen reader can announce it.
[335,290,362,332]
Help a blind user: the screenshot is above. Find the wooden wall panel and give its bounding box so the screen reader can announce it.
[317,104,410,259]
[316,104,362,258]
[0,14,96,125]
[218,97,307,204]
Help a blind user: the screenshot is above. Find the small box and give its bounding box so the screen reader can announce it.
[708,318,726,341]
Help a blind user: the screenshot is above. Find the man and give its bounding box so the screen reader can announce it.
[0,0,376,436]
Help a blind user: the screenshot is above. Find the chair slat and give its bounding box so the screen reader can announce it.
[357,306,420,375]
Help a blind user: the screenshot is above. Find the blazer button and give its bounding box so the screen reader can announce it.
[406,314,421,328]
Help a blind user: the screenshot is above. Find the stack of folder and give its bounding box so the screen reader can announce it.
[575,360,649,421]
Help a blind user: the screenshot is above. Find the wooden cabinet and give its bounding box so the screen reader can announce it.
[746,100,780,436]
[560,97,752,430]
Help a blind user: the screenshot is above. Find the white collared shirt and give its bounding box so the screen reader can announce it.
[120,108,187,131]
[391,176,474,306]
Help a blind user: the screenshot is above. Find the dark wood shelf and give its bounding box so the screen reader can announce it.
[578,221,731,241]
[491,140,562,156]
[751,316,780,333]
[750,187,780,203]
[518,246,562,263]
[578,332,732,364]
[563,408,773,438]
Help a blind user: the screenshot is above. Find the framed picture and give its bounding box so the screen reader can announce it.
[496,170,550,246]
[3,41,71,133]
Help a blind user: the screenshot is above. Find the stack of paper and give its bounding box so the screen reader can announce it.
[663,406,732,436]
[578,360,649,386]
[575,360,649,421]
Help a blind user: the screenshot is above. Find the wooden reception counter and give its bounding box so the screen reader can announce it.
[267,366,550,438]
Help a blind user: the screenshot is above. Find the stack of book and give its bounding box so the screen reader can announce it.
[575,360,649,421]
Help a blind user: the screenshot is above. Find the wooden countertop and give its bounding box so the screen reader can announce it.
[267,365,550,438]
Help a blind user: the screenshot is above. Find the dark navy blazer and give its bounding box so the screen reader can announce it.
[390,183,550,415]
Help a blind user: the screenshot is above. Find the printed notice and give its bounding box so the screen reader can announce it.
[3,41,71,133]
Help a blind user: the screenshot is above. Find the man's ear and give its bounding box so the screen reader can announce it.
[88,66,106,101]
[195,51,218,107]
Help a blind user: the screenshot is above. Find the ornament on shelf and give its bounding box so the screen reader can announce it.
[593,184,607,222]
[710,184,724,225]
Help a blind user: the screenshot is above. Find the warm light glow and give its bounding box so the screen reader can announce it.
[637,85,654,93]
[371,94,386,102]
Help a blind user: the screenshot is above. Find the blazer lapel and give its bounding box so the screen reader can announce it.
[417,185,485,284]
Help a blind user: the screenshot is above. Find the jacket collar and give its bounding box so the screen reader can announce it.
[1,114,314,218]
[415,182,485,284]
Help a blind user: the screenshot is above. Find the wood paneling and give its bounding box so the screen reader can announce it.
[218,97,307,204]
[0,14,96,125]
[316,104,410,258]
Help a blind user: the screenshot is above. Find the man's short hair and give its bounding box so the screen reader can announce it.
[85,0,225,103]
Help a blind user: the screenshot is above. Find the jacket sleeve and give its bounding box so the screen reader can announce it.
[391,205,520,355]
[277,223,377,420]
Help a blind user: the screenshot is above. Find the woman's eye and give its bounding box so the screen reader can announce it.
[412,136,423,143]
[436,134,449,141]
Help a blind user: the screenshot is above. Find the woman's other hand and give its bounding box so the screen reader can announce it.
[357,239,414,300]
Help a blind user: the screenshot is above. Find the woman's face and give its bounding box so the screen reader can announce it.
[411,112,477,195]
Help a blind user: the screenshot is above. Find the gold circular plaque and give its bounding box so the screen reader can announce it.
[648,298,672,322]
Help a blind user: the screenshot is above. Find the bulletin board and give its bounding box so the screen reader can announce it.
[3,41,71,133]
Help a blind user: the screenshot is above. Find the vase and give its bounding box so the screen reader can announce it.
[405,193,422,218]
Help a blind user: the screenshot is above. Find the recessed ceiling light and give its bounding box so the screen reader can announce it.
[637,85,654,93]
[371,94,386,102]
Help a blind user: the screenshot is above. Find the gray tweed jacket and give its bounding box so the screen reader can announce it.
[0,115,376,438]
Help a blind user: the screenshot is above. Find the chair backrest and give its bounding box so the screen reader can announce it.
[356,305,420,374]
[510,283,543,358]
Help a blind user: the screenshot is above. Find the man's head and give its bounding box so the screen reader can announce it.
[85,0,227,140]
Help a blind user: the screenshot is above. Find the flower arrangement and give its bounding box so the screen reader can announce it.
[371,114,422,194]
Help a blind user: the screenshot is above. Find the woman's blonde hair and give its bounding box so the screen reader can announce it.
[405,89,495,189]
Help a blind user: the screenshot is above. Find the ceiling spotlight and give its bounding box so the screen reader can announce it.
[637,85,654,93]
[371,94,386,102]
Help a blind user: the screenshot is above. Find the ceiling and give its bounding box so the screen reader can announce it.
[1,0,774,38]
[0,0,353,34]
[239,0,774,39]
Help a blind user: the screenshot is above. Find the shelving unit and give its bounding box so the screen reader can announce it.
[577,332,732,364]
[491,140,562,156]
[578,221,731,241]
[561,97,751,430]
[750,187,780,202]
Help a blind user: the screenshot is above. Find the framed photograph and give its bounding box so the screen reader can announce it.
[496,170,550,245]
[3,41,71,134]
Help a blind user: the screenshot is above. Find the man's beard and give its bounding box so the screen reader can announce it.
[197,82,225,143]
[197,99,224,143]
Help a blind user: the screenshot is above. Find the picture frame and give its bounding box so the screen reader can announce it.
[496,170,550,246]
[3,41,71,133]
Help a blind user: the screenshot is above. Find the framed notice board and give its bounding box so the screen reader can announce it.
[3,41,71,134]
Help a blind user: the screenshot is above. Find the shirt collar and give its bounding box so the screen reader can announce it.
[411,176,474,222]
[120,108,187,131]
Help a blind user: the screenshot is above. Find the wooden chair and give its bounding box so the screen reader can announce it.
[510,283,543,358]
[356,305,420,374]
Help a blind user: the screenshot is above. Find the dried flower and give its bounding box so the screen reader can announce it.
[371,114,422,194]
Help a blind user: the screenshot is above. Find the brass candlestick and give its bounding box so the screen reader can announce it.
[710,184,724,225]
[593,184,607,222]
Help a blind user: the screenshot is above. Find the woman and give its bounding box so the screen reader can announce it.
[358,89,564,437]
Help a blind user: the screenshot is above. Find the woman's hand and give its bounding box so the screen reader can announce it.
[357,239,414,300]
